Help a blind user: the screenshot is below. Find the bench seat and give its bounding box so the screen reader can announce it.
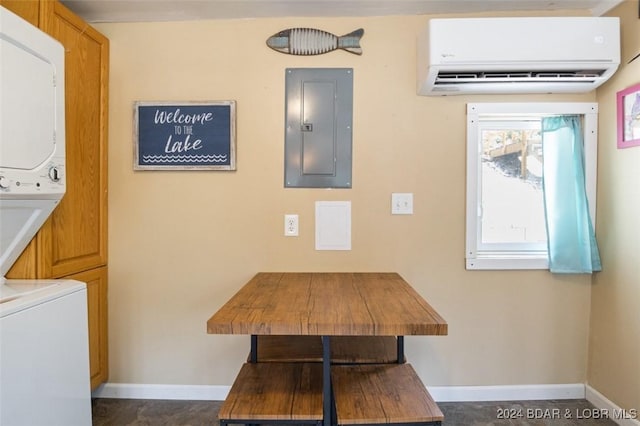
[219,362,323,425]
[331,363,443,425]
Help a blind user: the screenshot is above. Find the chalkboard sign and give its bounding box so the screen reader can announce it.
[133,101,236,170]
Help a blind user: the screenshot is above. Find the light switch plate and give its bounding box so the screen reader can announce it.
[391,193,413,215]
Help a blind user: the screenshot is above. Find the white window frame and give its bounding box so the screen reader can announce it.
[466,102,598,270]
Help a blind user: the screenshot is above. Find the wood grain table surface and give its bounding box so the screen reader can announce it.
[207,272,447,336]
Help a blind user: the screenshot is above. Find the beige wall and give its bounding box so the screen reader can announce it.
[96,11,598,388]
[590,0,640,412]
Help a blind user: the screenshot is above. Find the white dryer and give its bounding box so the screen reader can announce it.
[0,6,91,426]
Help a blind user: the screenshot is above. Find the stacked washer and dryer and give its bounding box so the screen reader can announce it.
[0,6,92,426]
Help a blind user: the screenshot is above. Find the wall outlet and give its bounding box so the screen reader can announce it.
[284,214,299,236]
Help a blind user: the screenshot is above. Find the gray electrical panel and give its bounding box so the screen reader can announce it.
[284,68,353,188]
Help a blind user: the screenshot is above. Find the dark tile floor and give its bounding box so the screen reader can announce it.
[92,398,617,426]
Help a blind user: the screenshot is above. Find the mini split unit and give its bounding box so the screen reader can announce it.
[417,17,621,95]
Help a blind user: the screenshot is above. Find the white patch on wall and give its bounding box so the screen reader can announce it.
[315,201,351,250]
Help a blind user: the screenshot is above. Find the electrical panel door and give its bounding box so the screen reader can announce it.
[285,68,353,188]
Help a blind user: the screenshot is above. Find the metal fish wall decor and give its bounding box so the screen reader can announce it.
[266,28,364,56]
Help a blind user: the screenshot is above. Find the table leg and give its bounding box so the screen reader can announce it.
[250,335,258,363]
[322,336,332,426]
[397,336,404,364]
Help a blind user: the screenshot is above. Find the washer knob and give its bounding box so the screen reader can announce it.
[48,167,61,182]
[0,176,9,189]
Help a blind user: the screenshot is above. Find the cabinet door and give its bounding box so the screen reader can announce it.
[37,0,109,278]
[0,0,40,26]
[66,266,108,390]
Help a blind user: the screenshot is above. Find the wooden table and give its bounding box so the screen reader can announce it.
[207,272,448,426]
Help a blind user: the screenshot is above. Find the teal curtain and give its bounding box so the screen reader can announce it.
[541,116,601,273]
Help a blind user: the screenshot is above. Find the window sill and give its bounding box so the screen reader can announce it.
[466,254,549,270]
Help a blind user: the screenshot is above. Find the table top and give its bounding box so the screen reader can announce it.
[207,272,448,336]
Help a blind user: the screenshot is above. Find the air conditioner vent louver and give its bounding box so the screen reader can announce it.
[417,17,621,95]
[435,70,606,85]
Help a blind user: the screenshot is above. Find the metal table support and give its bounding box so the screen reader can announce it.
[250,335,258,363]
[322,336,332,426]
[397,336,404,363]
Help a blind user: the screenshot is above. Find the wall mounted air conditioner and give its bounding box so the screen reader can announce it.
[417,17,620,96]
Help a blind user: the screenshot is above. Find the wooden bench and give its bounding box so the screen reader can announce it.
[249,335,404,364]
[219,362,323,426]
[331,364,443,426]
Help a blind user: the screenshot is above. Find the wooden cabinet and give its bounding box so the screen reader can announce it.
[1,0,109,389]
[0,0,39,26]
[40,0,109,279]
[67,266,109,388]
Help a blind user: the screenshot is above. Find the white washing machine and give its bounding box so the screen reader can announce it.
[0,280,92,426]
[0,6,92,426]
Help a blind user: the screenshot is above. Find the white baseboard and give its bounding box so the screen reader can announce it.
[92,382,638,426]
[428,384,585,402]
[92,383,230,401]
[586,385,640,426]
[92,382,584,403]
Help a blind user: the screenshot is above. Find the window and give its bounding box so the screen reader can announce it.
[466,103,598,270]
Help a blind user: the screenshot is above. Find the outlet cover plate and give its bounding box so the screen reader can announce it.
[284,214,299,236]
